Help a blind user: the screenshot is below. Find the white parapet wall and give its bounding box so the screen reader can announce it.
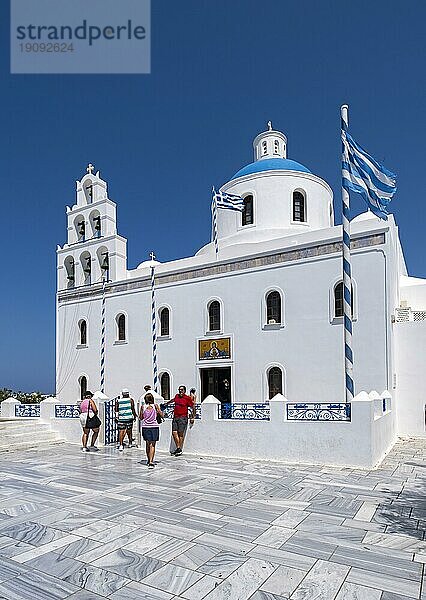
[155,391,396,469]
[3,390,396,469]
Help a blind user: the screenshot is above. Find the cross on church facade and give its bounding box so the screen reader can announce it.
[149,251,156,261]
[87,163,94,174]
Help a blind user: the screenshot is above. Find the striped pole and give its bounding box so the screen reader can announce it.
[212,188,219,258]
[341,104,354,403]
[100,277,106,393]
[150,253,159,393]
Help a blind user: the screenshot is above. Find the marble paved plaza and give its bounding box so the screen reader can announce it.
[0,440,425,600]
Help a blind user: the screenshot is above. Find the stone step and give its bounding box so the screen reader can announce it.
[0,439,66,454]
[0,418,65,452]
[0,420,51,429]
[0,430,59,443]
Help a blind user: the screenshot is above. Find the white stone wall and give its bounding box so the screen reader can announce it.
[56,235,393,406]
[395,320,426,437]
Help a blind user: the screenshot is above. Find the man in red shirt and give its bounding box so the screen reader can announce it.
[163,385,195,456]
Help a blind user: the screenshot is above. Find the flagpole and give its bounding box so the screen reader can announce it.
[150,253,159,393]
[212,188,219,259]
[341,104,354,403]
[100,277,106,394]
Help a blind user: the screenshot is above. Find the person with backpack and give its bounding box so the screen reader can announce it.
[139,392,163,468]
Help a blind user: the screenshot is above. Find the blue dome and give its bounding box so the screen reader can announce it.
[231,158,311,180]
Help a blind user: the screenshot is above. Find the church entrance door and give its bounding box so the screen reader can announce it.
[200,367,231,404]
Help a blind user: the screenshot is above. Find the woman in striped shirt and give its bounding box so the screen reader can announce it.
[115,389,137,451]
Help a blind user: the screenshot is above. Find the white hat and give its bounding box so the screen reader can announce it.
[122,388,129,394]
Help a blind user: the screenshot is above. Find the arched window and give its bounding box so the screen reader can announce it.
[117,314,126,341]
[159,307,170,337]
[98,250,109,281]
[64,256,75,289]
[90,210,101,238]
[293,191,306,222]
[79,320,87,345]
[75,216,86,241]
[84,181,93,203]
[274,139,280,154]
[242,195,254,226]
[334,282,353,318]
[79,375,87,400]
[262,140,268,155]
[268,367,283,399]
[160,372,170,400]
[208,300,221,332]
[81,252,91,285]
[266,291,281,324]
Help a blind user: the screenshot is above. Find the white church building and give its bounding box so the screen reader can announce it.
[54,123,426,464]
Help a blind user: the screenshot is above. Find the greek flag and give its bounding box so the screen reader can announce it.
[342,129,397,220]
[213,189,245,212]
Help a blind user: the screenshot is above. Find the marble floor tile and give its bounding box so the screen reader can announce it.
[331,544,422,580]
[335,582,382,599]
[142,564,204,596]
[172,544,220,570]
[124,531,171,555]
[13,533,80,563]
[271,509,308,529]
[347,567,421,598]
[290,559,349,600]
[249,592,287,600]
[248,545,316,571]
[363,531,426,554]
[0,569,79,600]
[144,521,204,541]
[71,519,117,538]
[110,581,173,599]
[194,532,255,554]
[27,550,131,596]
[146,539,195,562]
[56,536,103,559]
[92,548,164,580]
[202,557,276,600]
[64,591,107,600]
[0,520,68,547]
[0,538,34,558]
[253,526,295,548]
[260,565,306,597]
[181,574,222,599]
[77,529,147,562]
[198,551,247,578]
[0,555,27,584]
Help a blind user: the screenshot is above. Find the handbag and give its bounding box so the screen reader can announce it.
[155,404,163,424]
[86,400,101,428]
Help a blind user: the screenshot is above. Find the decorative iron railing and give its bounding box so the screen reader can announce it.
[104,397,118,445]
[160,402,201,420]
[55,405,80,418]
[15,404,40,418]
[218,403,270,420]
[286,403,351,421]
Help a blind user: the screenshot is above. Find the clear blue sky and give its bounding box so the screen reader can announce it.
[1,1,425,393]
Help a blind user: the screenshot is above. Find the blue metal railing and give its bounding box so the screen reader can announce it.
[15,404,40,418]
[218,403,270,420]
[55,405,80,418]
[286,403,351,421]
[161,403,201,420]
[104,397,118,445]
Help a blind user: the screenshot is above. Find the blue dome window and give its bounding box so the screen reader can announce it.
[231,158,311,180]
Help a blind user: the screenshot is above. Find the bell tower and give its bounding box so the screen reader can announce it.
[57,164,127,291]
